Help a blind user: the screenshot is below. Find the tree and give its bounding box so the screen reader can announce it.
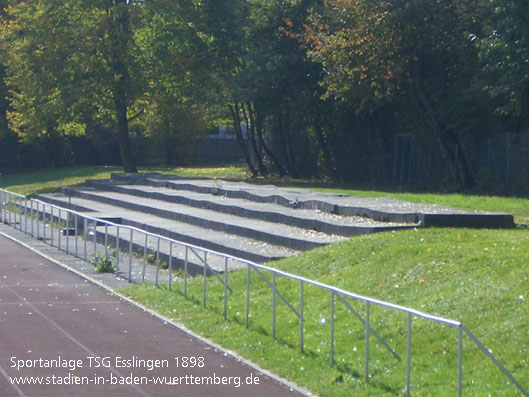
[106,0,140,173]
[134,0,210,165]
[0,0,144,172]
[199,0,327,178]
[305,0,484,188]
[0,0,7,135]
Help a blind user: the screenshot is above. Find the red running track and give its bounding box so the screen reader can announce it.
[0,234,305,397]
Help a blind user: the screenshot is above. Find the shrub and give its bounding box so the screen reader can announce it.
[90,252,116,273]
[146,251,168,269]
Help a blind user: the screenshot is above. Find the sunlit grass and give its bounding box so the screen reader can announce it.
[2,165,528,395]
[120,228,529,396]
[0,165,248,196]
[1,165,527,224]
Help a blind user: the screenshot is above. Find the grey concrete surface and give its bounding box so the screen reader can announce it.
[109,173,514,228]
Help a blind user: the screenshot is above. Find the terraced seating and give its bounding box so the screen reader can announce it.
[34,173,513,273]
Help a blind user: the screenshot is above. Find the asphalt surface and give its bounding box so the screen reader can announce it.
[0,233,307,397]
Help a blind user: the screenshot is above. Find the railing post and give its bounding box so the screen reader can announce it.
[142,234,148,283]
[223,257,228,320]
[2,191,6,223]
[66,211,70,254]
[24,198,27,234]
[407,313,412,397]
[50,206,54,247]
[116,226,120,271]
[330,291,335,367]
[20,196,24,229]
[58,208,61,250]
[168,242,173,291]
[17,197,20,230]
[128,229,133,283]
[184,246,188,297]
[8,194,12,225]
[12,195,15,227]
[272,272,276,339]
[43,204,46,243]
[30,200,34,237]
[36,202,40,240]
[2,192,5,224]
[155,237,160,286]
[74,214,78,258]
[18,197,21,230]
[20,197,24,231]
[203,251,207,307]
[83,218,87,261]
[458,325,462,397]
[300,280,304,353]
[246,264,250,329]
[92,219,97,255]
[365,301,370,383]
[105,224,108,257]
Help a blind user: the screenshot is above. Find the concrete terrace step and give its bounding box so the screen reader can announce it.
[109,173,515,228]
[34,193,297,266]
[33,173,515,276]
[60,187,348,251]
[84,180,413,236]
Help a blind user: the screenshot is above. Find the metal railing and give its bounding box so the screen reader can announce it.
[0,188,526,396]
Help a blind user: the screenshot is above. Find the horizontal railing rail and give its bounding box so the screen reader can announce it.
[0,188,526,396]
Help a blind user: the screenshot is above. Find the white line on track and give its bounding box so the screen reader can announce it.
[0,364,25,397]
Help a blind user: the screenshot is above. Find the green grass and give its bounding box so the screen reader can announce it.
[119,228,529,396]
[2,166,528,394]
[0,165,248,196]
[314,187,529,225]
[0,166,122,196]
[2,165,527,223]
[251,179,529,225]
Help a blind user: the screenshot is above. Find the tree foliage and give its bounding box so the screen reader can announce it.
[0,0,528,191]
[1,0,144,172]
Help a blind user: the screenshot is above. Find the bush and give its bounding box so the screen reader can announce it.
[146,251,168,269]
[89,252,116,273]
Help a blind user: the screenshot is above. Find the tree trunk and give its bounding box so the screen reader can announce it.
[240,103,267,176]
[276,112,295,176]
[411,61,473,189]
[229,104,257,176]
[314,123,338,180]
[370,109,394,185]
[248,103,286,176]
[114,83,137,173]
[283,107,298,178]
[110,0,137,173]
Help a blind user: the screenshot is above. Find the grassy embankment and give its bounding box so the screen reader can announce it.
[2,166,528,395]
[0,165,248,196]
